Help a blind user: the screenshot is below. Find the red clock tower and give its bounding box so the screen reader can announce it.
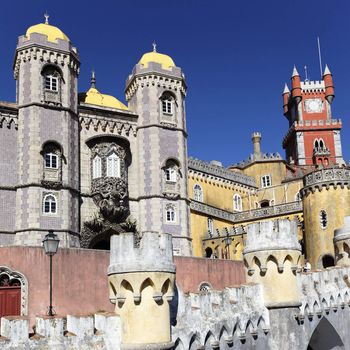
[282,65,344,166]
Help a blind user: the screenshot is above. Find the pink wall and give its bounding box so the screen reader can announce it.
[0,247,245,329]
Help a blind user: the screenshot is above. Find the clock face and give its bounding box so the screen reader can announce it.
[305,98,323,113]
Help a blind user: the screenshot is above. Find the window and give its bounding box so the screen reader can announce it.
[106,153,121,178]
[207,217,214,235]
[165,167,177,182]
[92,156,102,179]
[43,194,57,214]
[166,205,176,223]
[45,75,59,92]
[320,210,328,229]
[261,175,272,188]
[233,194,242,211]
[44,152,58,169]
[193,184,203,202]
[162,99,173,114]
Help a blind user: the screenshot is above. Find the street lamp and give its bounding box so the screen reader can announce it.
[223,233,232,260]
[42,230,60,316]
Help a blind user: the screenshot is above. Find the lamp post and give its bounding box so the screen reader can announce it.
[42,230,60,316]
[223,233,232,260]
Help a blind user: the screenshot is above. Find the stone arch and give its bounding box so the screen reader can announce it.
[204,330,216,349]
[189,333,201,350]
[0,266,28,316]
[140,277,155,295]
[174,338,185,350]
[307,317,344,350]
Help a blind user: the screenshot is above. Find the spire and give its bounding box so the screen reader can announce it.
[323,64,331,76]
[91,70,96,89]
[292,65,299,77]
[283,83,290,94]
[44,11,49,25]
[152,41,157,53]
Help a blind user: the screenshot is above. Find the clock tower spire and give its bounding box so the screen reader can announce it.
[282,64,343,166]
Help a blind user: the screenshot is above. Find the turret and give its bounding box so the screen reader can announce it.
[282,83,290,115]
[108,231,176,349]
[251,132,262,156]
[243,219,302,308]
[323,64,335,104]
[291,66,302,104]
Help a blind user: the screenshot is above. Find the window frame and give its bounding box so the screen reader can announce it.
[165,205,176,223]
[44,152,58,169]
[45,74,59,92]
[207,217,214,235]
[106,152,121,178]
[162,99,173,115]
[193,183,203,202]
[43,194,57,215]
[233,194,242,212]
[165,167,177,183]
[261,174,272,188]
[92,155,102,179]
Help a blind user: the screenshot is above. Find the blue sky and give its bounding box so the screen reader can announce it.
[0,0,350,165]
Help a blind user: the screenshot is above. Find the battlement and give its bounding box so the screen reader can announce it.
[0,313,121,349]
[244,219,301,254]
[108,231,175,275]
[300,80,325,92]
[172,284,270,349]
[297,265,350,320]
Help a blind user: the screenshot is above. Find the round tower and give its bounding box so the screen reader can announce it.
[334,216,350,266]
[301,167,350,269]
[108,231,175,349]
[13,17,80,247]
[243,219,302,308]
[125,44,191,255]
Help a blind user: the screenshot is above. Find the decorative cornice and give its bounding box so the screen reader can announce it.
[190,200,302,224]
[0,113,18,129]
[188,158,256,188]
[79,114,137,137]
[125,74,186,101]
[301,167,350,197]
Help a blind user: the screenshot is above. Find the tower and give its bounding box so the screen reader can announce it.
[282,65,343,166]
[243,219,302,308]
[108,231,175,349]
[125,45,191,255]
[13,17,80,247]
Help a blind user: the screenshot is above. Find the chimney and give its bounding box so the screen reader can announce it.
[251,132,262,156]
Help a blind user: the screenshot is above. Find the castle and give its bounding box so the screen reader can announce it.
[0,17,350,349]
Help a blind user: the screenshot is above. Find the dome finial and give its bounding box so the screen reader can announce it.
[152,41,157,53]
[91,70,96,89]
[44,11,50,25]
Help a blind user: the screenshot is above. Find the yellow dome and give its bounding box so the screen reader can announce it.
[83,87,128,111]
[139,51,175,70]
[26,23,69,43]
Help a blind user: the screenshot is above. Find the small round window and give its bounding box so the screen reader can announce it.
[320,210,328,229]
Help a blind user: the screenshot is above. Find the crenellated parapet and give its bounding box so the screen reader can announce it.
[244,219,302,308]
[172,284,270,349]
[301,167,350,196]
[334,216,350,266]
[0,313,121,349]
[108,231,176,349]
[296,265,350,321]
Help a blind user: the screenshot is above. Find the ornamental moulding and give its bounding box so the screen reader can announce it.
[0,114,18,129]
[79,116,137,137]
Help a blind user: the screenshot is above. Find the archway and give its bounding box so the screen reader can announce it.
[307,317,344,350]
[322,255,335,268]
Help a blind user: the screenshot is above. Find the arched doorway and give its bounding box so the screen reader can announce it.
[307,317,344,350]
[0,267,28,317]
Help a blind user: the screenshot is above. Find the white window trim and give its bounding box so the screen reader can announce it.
[92,155,102,179]
[207,217,214,234]
[165,204,177,223]
[106,153,121,178]
[45,75,59,92]
[162,99,173,115]
[44,152,58,169]
[165,167,177,183]
[43,193,58,215]
[261,174,272,188]
[233,194,242,212]
[193,183,203,202]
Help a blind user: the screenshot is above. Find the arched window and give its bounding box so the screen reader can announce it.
[193,184,203,202]
[43,143,61,169]
[233,194,242,211]
[106,153,120,177]
[42,66,62,104]
[207,217,214,235]
[314,139,319,149]
[320,210,328,229]
[43,194,57,214]
[160,92,176,124]
[319,139,325,149]
[92,155,102,179]
[165,204,176,223]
